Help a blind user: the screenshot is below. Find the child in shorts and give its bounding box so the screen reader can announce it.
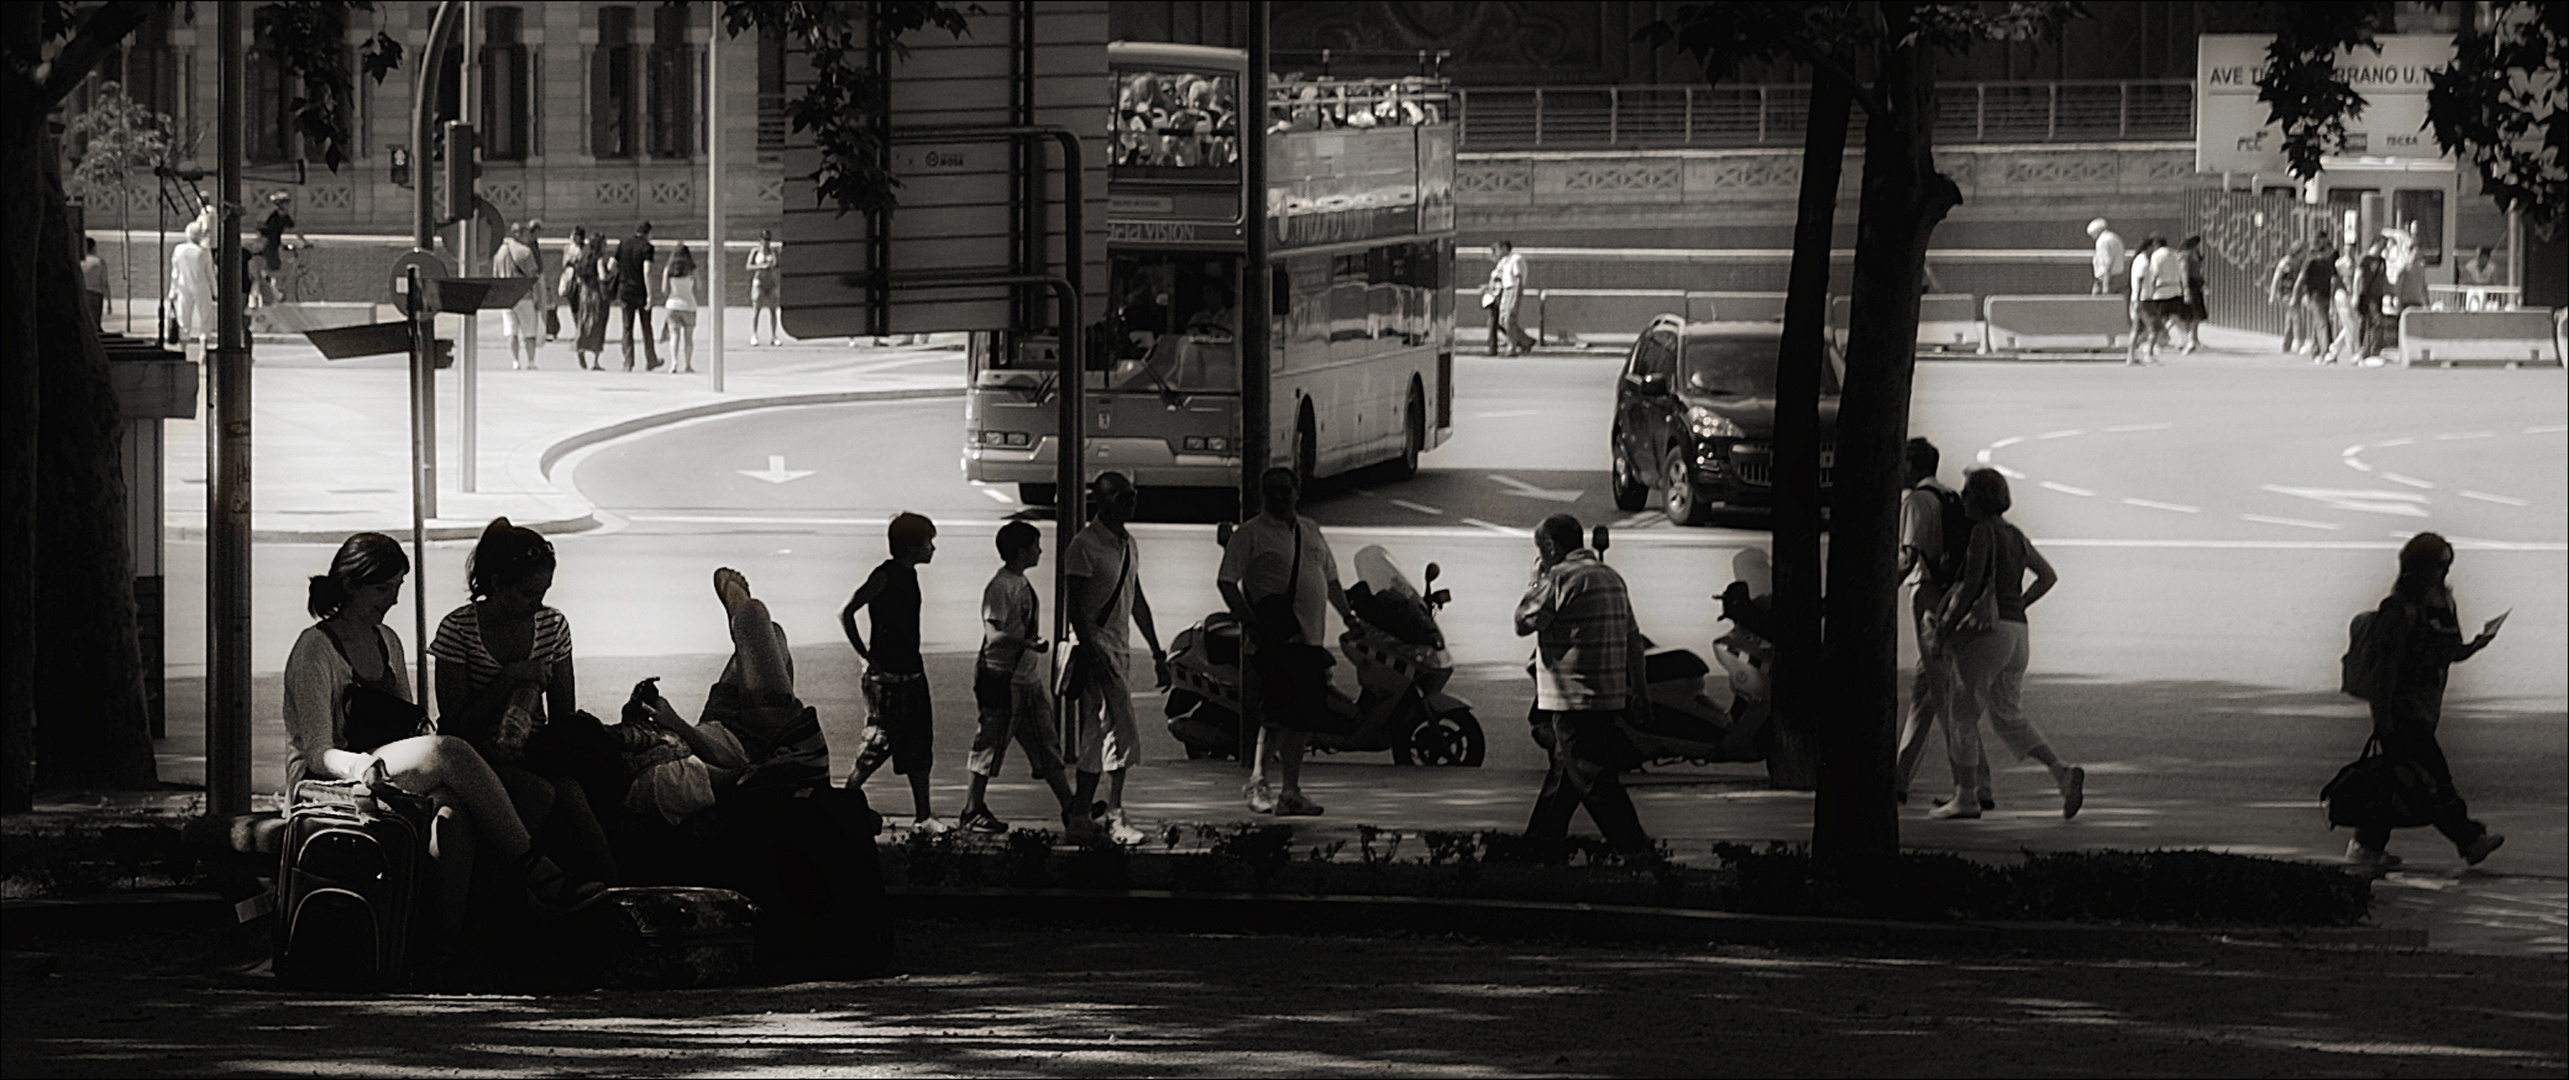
[842,512,942,832]
[956,521,1096,840]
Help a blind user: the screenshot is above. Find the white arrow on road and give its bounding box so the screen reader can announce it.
[1488,473,1583,503]
[737,455,816,484]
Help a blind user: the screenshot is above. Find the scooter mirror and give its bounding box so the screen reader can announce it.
[1424,562,1441,585]
[1592,525,1611,554]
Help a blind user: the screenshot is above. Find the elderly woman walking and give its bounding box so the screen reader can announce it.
[1929,468,2086,821]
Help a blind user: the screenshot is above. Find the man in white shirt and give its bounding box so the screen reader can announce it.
[1485,240,1535,356]
[1219,467,1357,816]
[2088,218,2126,296]
[491,223,544,369]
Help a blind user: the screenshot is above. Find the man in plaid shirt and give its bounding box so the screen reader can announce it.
[1515,513,1654,855]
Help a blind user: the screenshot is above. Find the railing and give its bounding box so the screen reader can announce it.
[1452,79,2192,149]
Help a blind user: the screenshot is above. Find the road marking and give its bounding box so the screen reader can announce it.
[2527,424,2568,435]
[2037,429,2085,440]
[1474,409,1542,419]
[2341,445,2365,458]
[1990,464,2026,479]
[1974,449,1994,464]
[2379,472,2436,489]
[981,488,1014,504]
[2241,514,2341,531]
[2458,490,2532,506]
[736,455,816,484]
[2105,423,2172,433]
[2434,431,2496,440]
[1488,473,1583,502]
[1387,498,1444,515]
[2039,481,2095,497]
[2037,538,2567,551]
[2375,436,2416,447]
[1458,517,1529,537]
[2260,485,2430,517]
[1613,512,1663,529]
[2120,498,2200,513]
[1989,436,2025,449]
[2344,459,2373,472]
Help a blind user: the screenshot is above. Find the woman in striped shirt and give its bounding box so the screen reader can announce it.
[430,518,619,884]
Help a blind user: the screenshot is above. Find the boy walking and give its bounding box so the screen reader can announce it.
[958,521,1095,840]
[843,512,944,832]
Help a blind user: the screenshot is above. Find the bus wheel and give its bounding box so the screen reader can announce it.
[1393,389,1424,479]
[1017,483,1056,506]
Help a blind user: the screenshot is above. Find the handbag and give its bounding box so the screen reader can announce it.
[319,622,429,753]
[1935,522,2003,639]
[2321,736,2447,831]
[1247,519,1338,723]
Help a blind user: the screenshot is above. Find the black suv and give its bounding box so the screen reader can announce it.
[1609,316,1842,525]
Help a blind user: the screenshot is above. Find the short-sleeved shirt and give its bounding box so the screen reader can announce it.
[492,237,539,279]
[80,254,108,295]
[855,559,924,674]
[2092,230,2125,279]
[979,566,1042,681]
[2297,256,2339,299]
[429,603,574,721]
[1960,521,2035,624]
[258,210,294,268]
[1064,523,1137,652]
[1217,512,1339,646]
[614,236,656,302]
[1899,479,1954,588]
[1515,549,1637,711]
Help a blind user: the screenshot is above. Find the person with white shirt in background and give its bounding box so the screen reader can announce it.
[1483,240,1535,356]
[2088,218,2127,296]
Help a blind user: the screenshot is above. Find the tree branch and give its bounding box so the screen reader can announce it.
[36,0,158,108]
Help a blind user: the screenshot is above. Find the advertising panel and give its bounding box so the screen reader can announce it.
[2197,34,2458,175]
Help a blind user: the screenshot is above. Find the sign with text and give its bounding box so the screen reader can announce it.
[2197,34,2458,175]
[779,1,1110,337]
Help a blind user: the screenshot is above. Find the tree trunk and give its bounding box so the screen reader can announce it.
[2,8,43,810]
[1764,69,1854,793]
[1811,4,1960,861]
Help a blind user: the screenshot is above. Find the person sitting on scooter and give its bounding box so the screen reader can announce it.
[1517,513,1655,858]
[1220,466,1357,817]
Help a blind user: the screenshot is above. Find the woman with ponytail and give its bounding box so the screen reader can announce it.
[284,533,605,947]
[430,518,620,885]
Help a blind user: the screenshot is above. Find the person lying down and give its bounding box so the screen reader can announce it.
[620,567,834,823]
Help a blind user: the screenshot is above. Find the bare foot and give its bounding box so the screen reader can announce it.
[713,567,752,614]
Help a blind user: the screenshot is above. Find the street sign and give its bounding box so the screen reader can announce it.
[778,0,1110,337]
[2198,34,2458,175]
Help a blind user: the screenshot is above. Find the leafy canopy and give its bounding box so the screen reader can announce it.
[2426,1,2567,239]
[719,1,971,216]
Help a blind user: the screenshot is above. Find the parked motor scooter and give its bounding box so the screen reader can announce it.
[1527,527,1771,766]
[1165,544,1487,766]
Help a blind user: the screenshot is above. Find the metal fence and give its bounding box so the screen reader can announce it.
[1452,79,2193,149]
[2186,187,2334,339]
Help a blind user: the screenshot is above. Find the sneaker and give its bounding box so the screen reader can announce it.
[1978,794,1998,811]
[957,808,1010,834]
[908,817,952,836]
[2459,832,2505,866]
[2344,839,2403,873]
[2059,765,2086,820]
[1927,796,1980,820]
[1243,780,1278,814]
[1274,790,1325,817]
[1102,807,1148,846]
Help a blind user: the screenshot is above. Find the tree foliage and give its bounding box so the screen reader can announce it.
[1638,2,2079,114]
[2426,1,2569,239]
[2252,1,2398,180]
[718,1,971,216]
[61,79,182,205]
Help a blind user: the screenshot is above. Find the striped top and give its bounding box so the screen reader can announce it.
[1514,549,1639,711]
[429,603,574,723]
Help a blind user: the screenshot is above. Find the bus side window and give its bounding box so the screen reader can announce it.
[1272,264,1290,317]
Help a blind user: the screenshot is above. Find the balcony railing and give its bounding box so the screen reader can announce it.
[1452,79,2192,149]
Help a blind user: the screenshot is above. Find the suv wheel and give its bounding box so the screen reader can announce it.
[1609,429,1647,511]
[1663,445,1709,526]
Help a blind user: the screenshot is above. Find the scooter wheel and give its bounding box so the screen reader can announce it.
[1393,708,1486,768]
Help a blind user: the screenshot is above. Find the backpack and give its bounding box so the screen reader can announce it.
[2340,599,2398,702]
[1923,485,1972,584]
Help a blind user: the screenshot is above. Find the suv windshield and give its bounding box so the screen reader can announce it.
[1681,336,1843,396]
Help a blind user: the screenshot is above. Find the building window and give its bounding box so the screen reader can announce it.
[592,6,638,160]
[646,3,695,159]
[756,22,785,159]
[114,7,181,123]
[482,7,532,161]
[247,5,299,164]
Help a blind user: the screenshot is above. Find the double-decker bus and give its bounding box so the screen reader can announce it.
[964,41,1456,505]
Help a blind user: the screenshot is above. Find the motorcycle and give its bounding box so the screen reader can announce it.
[1528,529,1772,767]
[1164,544,1487,767]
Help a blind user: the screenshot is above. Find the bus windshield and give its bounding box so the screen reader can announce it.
[1112,68,1241,180]
[1104,253,1242,393]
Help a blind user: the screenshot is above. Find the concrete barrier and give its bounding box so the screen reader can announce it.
[1533,289,1688,344]
[2398,309,2564,368]
[1687,291,1789,323]
[1828,294,1981,351]
[1982,294,2129,350]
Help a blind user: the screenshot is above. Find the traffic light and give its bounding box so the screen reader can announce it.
[441,121,478,223]
[388,144,410,188]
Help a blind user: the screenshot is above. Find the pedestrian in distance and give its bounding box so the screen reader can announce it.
[1893,438,1991,809]
[571,230,611,370]
[2127,235,2180,366]
[1932,469,2085,821]
[661,243,702,375]
[2269,240,2311,354]
[955,521,1098,840]
[1064,471,1168,846]
[747,230,782,346]
[2297,239,2342,363]
[2176,234,2208,353]
[1517,512,1655,857]
[1482,239,1536,356]
[529,219,562,343]
[614,220,661,371]
[2342,533,2508,874]
[2087,217,2126,296]
[1221,466,1358,817]
[491,221,543,370]
[166,217,216,353]
[843,512,945,833]
[79,235,109,328]
[430,517,622,885]
[254,189,302,306]
[287,533,607,948]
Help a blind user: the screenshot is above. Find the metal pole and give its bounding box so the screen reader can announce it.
[206,0,252,817]
[414,1,461,522]
[407,267,429,688]
[1241,9,1269,518]
[706,10,725,393]
[460,1,479,492]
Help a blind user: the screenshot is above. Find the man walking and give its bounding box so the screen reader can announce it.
[1894,438,1990,808]
[1064,471,1167,845]
[1484,240,1535,356]
[2088,218,2126,296]
[615,221,661,371]
[1517,513,1653,857]
[1220,467,1356,817]
[492,221,544,369]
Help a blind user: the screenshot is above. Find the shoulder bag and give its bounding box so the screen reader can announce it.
[318,623,429,753]
[1249,521,1338,723]
[1057,536,1134,700]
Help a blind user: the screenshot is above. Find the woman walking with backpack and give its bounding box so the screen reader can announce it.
[1931,468,2086,821]
[2344,533,2507,873]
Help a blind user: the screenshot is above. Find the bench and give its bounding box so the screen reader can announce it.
[2398,309,2564,368]
[1981,294,2130,351]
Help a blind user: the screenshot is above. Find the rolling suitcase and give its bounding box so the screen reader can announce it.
[273,778,435,987]
[558,886,761,989]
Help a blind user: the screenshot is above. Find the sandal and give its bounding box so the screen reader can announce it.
[522,852,608,913]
